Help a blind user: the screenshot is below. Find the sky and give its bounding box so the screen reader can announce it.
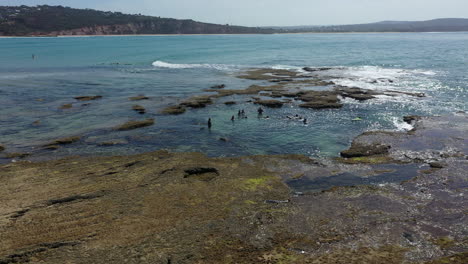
[2,0,467,26]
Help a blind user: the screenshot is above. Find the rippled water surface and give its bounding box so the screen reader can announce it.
[0,33,467,161]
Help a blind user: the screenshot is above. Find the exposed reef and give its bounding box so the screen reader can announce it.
[0,115,466,263]
[161,68,425,116]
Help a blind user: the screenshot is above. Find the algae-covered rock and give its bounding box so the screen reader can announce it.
[180,96,214,108]
[340,143,390,158]
[74,95,102,101]
[45,136,81,146]
[115,119,155,131]
[129,95,149,101]
[160,105,186,115]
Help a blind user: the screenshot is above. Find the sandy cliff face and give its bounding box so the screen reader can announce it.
[34,21,254,36]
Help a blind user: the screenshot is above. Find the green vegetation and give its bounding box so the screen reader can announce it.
[0,5,275,36]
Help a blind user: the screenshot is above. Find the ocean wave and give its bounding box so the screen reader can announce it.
[151,60,234,70]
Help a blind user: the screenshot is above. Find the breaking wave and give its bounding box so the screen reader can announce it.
[152,60,234,70]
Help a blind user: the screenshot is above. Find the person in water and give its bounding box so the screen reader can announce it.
[238,110,241,117]
[257,107,264,116]
[208,118,212,128]
[231,115,235,121]
[303,118,308,124]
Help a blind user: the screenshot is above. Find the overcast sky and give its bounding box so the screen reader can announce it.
[2,0,467,26]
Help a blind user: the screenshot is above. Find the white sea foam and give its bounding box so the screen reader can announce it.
[392,117,414,131]
[152,60,233,70]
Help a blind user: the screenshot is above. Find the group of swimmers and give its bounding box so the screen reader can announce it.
[286,114,308,124]
[208,107,310,128]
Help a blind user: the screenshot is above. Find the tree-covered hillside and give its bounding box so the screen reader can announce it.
[0,5,274,36]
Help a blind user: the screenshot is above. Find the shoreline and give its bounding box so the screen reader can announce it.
[1,31,468,38]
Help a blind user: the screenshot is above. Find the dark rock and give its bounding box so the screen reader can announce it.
[46,136,81,146]
[115,119,155,131]
[224,101,236,105]
[161,105,186,115]
[211,84,226,89]
[335,86,378,101]
[340,143,391,158]
[254,99,284,108]
[303,67,333,72]
[270,78,293,83]
[129,95,149,101]
[43,145,60,150]
[184,167,219,181]
[59,103,73,110]
[219,137,228,142]
[429,162,446,169]
[132,105,146,114]
[74,96,102,101]
[345,94,376,101]
[47,193,104,206]
[403,115,422,124]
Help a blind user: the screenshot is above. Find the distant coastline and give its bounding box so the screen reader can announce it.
[1,31,468,38]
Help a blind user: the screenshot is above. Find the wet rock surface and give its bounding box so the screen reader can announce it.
[0,115,466,263]
[129,95,149,101]
[115,119,155,131]
[131,105,146,114]
[74,96,102,101]
[160,105,186,115]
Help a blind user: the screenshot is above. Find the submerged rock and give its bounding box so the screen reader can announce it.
[129,95,149,101]
[59,103,73,110]
[160,105,186,115]
[0,145,4,152]
[132,105,146,114]
[299,101,343,109]
[211,84,226,89]
[224,101,236,105]
[98,140,129,146]
[45,136,81,146]
[115,119,155,131]
[237,68,298,80]
[180,95,214,108]
[74,95,102,101]
[3,152,31,159]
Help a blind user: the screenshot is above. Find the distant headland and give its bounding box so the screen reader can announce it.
[1,5,468,36]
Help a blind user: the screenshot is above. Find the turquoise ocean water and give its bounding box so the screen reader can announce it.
[0,33,467,161]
